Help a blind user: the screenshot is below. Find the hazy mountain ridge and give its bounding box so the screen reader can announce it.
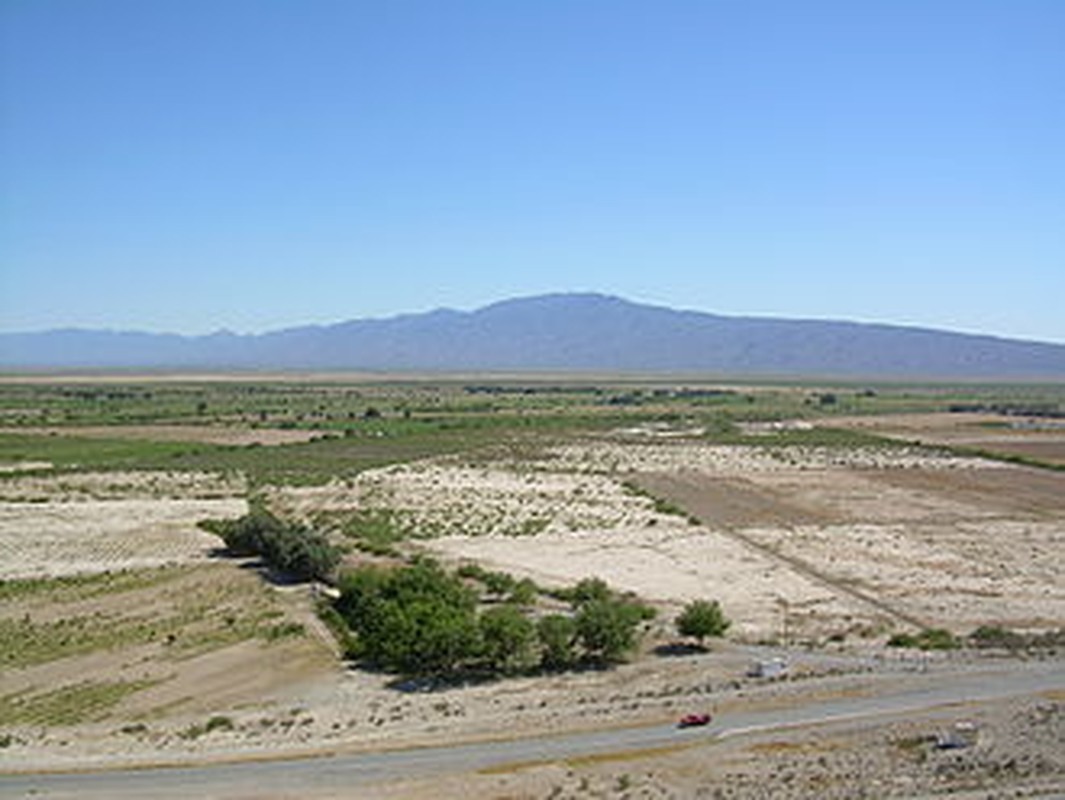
[3,293,1064,378]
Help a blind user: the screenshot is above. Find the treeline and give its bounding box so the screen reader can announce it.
[200,508,339,583]
[200,510,731,680]
[948,402,1063,419]
[334,560,659,677]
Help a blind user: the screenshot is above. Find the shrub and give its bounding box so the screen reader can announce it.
[205,715,234,733]
[537,614,578,671]
[202,509,339,583]
[888,628,959,651]
[676,599,730,646]
[571,577,612,606]
[887,632,914,648]
[969,625,1024,650]
[479,605,536,672]
[481,570,516,597]
[508,577,538,606]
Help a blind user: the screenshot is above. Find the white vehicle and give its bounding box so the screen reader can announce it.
[747,657,788,679]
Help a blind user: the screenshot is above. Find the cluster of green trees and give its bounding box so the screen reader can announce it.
[201,508,339,583]
[202,507,732,680]
[333,561,659,677]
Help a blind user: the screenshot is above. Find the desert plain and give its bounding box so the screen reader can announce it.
[0,377,1063,798]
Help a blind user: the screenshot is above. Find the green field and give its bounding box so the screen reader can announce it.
[3,377,1062,484]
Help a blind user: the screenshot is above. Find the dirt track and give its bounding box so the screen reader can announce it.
[635,472,929,629]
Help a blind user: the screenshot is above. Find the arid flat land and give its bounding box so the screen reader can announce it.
[820,411,1065,465]
[0,471,246,579]
[378,441,1063,639]
[1,379,1063,797]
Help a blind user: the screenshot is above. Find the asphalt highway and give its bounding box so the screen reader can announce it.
[2,660,1061,799]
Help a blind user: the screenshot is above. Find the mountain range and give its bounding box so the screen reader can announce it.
[2,293,1064,379]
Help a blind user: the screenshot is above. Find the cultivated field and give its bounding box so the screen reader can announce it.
[0,471,246,579]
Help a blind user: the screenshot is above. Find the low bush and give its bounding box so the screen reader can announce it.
[676,599,730,646]
[888,627,959,650]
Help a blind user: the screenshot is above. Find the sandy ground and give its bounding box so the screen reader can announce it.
[0,469,246,501]
[431,526,872,639]
[0,471,247,579]
[275,440,1064,642]
[0,498,245,579]
[0,461,53,473]
[0,632,955,770]
[820,412,1065,465]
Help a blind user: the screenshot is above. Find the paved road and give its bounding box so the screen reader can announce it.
[2,660,1061,799]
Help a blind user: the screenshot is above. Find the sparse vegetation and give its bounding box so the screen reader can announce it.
[0,565,313,668]
[180,714,236,740]
[0,679,157,726]
[968,624,1065,652]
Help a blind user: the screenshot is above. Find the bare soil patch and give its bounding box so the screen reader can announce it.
[0,469,245,502]
[822,412,1065,465]
[0,493,245,579]
[637,472,833,528]
[967,439,1065,465]
[0,470,246,578]
[640,465,1065,632]
[871,465,1065,519]
[430,524,878,639]
[279,440,1061,641]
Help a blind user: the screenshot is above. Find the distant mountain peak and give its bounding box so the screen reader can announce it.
[2,294,1063,378]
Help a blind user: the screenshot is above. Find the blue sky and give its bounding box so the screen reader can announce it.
[2,0,1063,342]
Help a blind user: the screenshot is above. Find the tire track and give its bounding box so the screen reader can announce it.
[634,472,929,630]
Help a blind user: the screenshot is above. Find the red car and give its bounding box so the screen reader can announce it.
[678,713,712,728]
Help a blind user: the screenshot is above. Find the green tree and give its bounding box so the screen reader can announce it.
[572,577,612,606]
[481,570,515,597]
[537,614,577,671]
[508,577,538,607]
[575,599,640,664]
[401,599,482,674]
[335,561,481,675]
[676,600,730,647]
[479,605,535,673]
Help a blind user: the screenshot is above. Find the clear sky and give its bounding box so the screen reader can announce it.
[2,0,1063,342]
